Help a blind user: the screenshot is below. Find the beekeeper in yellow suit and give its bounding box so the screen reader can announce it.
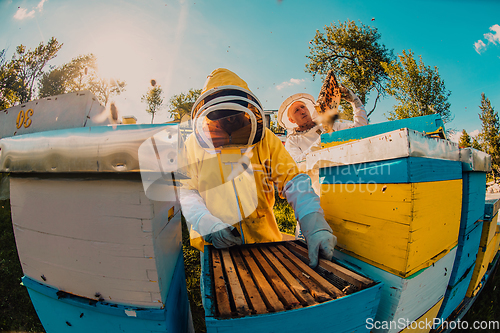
[179,68,336,268]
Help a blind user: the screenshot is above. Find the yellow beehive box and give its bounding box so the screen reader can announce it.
[488,228,500,264]
[479,212,498,248]
[321,180,461,278]
[399,298,443,333]
[466,234,498,297]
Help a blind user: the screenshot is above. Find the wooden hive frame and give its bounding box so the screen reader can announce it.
[208,241,374,318]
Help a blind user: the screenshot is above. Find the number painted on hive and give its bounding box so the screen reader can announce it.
[16,109,34,129]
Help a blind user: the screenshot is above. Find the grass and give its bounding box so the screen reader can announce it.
[0,198,45,332]
[1,182,499,332]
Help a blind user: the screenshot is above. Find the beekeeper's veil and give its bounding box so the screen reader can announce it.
[191,68,265,149]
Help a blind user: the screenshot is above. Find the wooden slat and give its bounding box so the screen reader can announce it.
[240,248,285,312]
[260,246,317,306]
[249,247,301,309]
[211,249,232,317]
[220,250,250,316]
[276,244,344,299]
[286,242,372,289]
[268,245,332,303]
[230,249,268,314]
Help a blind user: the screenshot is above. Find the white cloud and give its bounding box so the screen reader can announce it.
[470,129,480,138]
[474,40,487,54]
[450,129,480,143]
[276,78,305,90]
[475,24,500,54]
[484,24,500,45]
[14,7,35,20]
[13,0,47,20]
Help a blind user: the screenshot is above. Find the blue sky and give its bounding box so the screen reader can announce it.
[1,0,499,141]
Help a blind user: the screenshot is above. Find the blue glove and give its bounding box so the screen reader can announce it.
[299,212,337,268]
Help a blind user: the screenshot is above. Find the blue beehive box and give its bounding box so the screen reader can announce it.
[202,242,383,333]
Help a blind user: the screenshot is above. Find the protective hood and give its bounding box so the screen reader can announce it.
[191,68,265,149]
[277,93,320,130]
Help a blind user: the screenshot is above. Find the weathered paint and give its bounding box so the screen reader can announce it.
[21,250,192,333]
[320,180,462,277]
[479,212,498,248]
[307,128,462,172]
[400,298,444,333]
[0,91,107,139]
[447,220,482,287]
[201,245,383,333]
[466,234,499,297]
[460,172,487,234]
[321,114,445,148]
[488,229,500,264]
[10,176,181,308]
[333,247,456,333]
[319,157,462,184]
[437,263,475,325]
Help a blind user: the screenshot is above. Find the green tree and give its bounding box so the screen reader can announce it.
[472,137,482,151]
[306,19,394,117]
[478,93,500,180]
[459,129,472,148]
[142,82,164,124]
[382,49,452,123]
[38,53,126,105]
[167,88,201,121]
[11,37,62,103]
[0,49,18,110]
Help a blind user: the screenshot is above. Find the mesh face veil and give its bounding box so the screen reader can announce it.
[191,85,265,149]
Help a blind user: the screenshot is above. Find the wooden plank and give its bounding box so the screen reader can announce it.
[220,250,250,316]
[240,248,284,312]
[230,249,268,315]
[276,245,344,299]
[269,245,332,303]
[286,242,372,289]
[211,249,232,317]
[260,246,317,306]
[249,247,301,309]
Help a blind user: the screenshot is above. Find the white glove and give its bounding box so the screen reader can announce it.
[299,212,337,268]
[198,214,242,249]
[340,84,363,108]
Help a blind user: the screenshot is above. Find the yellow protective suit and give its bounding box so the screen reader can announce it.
[182,127,300,251]
[179,68,302,251]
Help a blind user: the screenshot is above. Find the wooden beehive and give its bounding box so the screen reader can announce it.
[202,241,382,333]
[320,156,463,278]
[209,242,374,318]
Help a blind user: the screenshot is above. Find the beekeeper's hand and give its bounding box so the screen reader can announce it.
[299,212,337,268]
[339,84,363,108]
[199,214,242,249]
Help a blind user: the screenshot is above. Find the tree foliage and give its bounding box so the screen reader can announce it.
[458,129,472,148]
[10,37,62,103]
[167,88,201,121]
[382,49,452,123]
[478,93,500,180]
[39,53,126,105]
[141,83,164,124]
[0,49,19,110]
[306,19,394,117]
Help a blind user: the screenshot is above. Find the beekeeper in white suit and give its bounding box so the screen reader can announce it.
[278,86,368,163]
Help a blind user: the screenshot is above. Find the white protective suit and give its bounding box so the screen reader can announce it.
[280,92,368,163]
